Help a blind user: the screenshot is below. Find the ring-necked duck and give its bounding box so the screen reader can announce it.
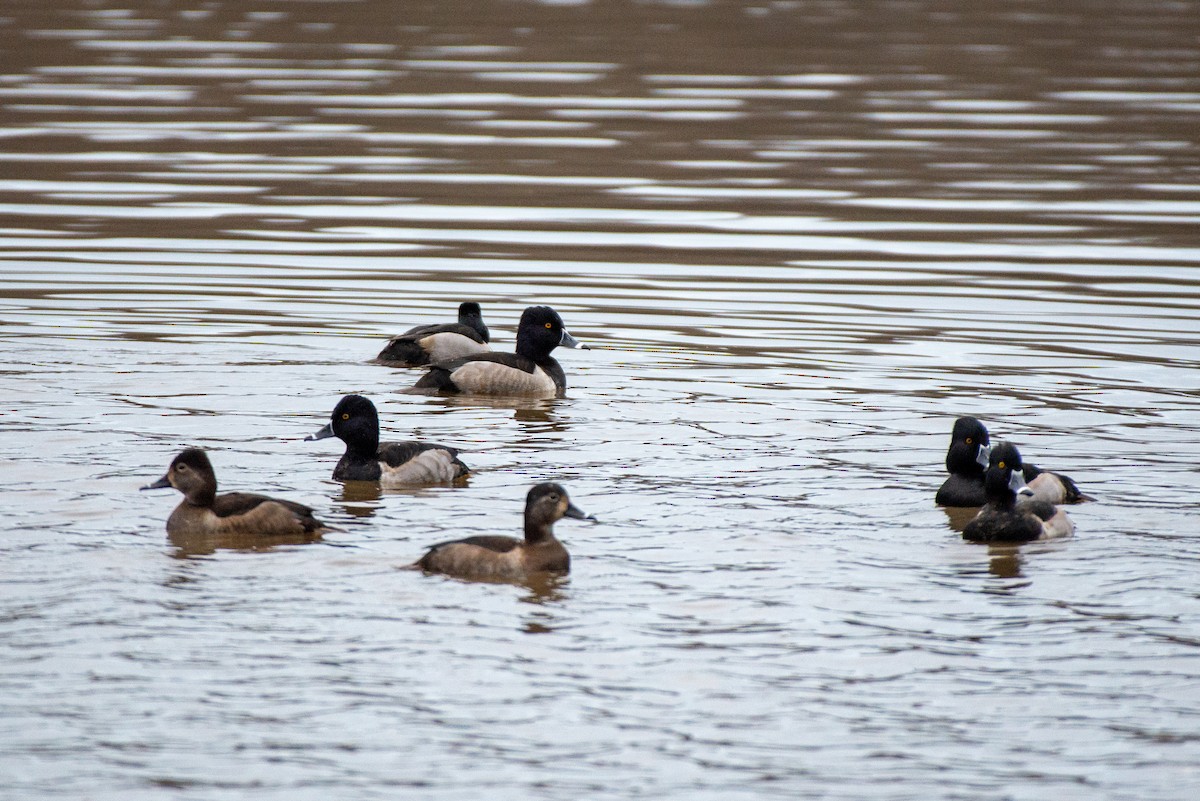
[142,448,327,539]
[936,416,991,507]
[413,483,592,580]
[376,301,491,366]
[963,442,1074,542]
[306,394,469,485]
[936,416,1084,507]
[413,305,585,398]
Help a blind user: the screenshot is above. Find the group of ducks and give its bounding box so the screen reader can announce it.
[143,303,593,580]
[142,302,1087,580]
[936,416,1085,543]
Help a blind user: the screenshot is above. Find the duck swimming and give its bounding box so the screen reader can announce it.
[413,483,592,580]
[306,394,469,485]
[936,416,1084,507]
[142,448,327,540]
[376,301,491,366]
[935,416,991,507]
[413,305,585,398]
[962,441,1074,543]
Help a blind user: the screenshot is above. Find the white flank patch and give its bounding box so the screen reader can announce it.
[418,333,490,363]
[380,449,460,485]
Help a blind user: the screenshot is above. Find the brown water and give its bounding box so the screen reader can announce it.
[3,1,1200,798]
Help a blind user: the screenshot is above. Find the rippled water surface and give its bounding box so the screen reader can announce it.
[3,1,1200,798]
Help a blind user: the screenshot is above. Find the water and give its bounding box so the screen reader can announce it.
[2,1,1199,798]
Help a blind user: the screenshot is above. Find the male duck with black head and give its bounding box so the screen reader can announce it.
[142,448,327,544]
[412,483,592,581]
[963,442,1074,543]
[306,394,469,485]
[413,305,585,399]
[936,416,991,507]
[936,416,1085,507]
[376,301,490,366]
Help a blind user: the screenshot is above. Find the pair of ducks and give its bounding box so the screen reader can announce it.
[378,303,586,399]
[143,444,590,580]
[937,417,1084,543]
[141,303,593,580]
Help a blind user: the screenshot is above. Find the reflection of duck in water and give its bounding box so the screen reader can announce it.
[963,442,1074,543]
[412,483,593,581]
[142,448,327,552]
[306,394,469,485]
[375,301,491,366]
[936,416,1084,507]
[413,306,586,399]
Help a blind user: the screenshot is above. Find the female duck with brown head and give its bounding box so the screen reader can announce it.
[413,483,592,580]
[142,448,327,540]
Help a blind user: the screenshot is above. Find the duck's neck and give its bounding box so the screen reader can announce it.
[185,485,217,507]
[516,331,552,363]
[524,520,556,544]
[345,425,379,460]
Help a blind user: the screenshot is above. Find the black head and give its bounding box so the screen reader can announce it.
[142,447,218,506]
[457,301,489,343]
[946,416,991,476]
[983,441,1028,504]
[307,394,380,454]
[515,306,584,361]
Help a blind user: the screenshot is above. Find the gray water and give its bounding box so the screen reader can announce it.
[2,1,1200,799]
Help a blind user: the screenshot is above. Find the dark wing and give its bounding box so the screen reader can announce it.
[1016,496,1059,523]
[211,491,323,532]
[377,323,488,365]
[211,491,281,517]
[398,322,488,344]
[426,535,522,554]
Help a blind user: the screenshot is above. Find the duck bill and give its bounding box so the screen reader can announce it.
[141,474,171,491]
[1008,469,1029,494]
[564,501,595,521]
[305,422,335,442]
[559,328,587,350]
[975,443,991,469]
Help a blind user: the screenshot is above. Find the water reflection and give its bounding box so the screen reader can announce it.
[167,527,324,558]
[985,544,1024,579]
[333,480,383,517]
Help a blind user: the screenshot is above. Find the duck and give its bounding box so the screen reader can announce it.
[413,483,592,580]
[413,305,585,398]
[375,301,491,366]
[306,394,469,485]
[935,416,991,506]
[936,416,1085,506]
[963,441,1075,543]
[142,448,327,540]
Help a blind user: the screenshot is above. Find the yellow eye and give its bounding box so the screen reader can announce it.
[965,437,973,445]
[544,322,553,329]
[997,461,1006,469]
[341,413,350,420]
